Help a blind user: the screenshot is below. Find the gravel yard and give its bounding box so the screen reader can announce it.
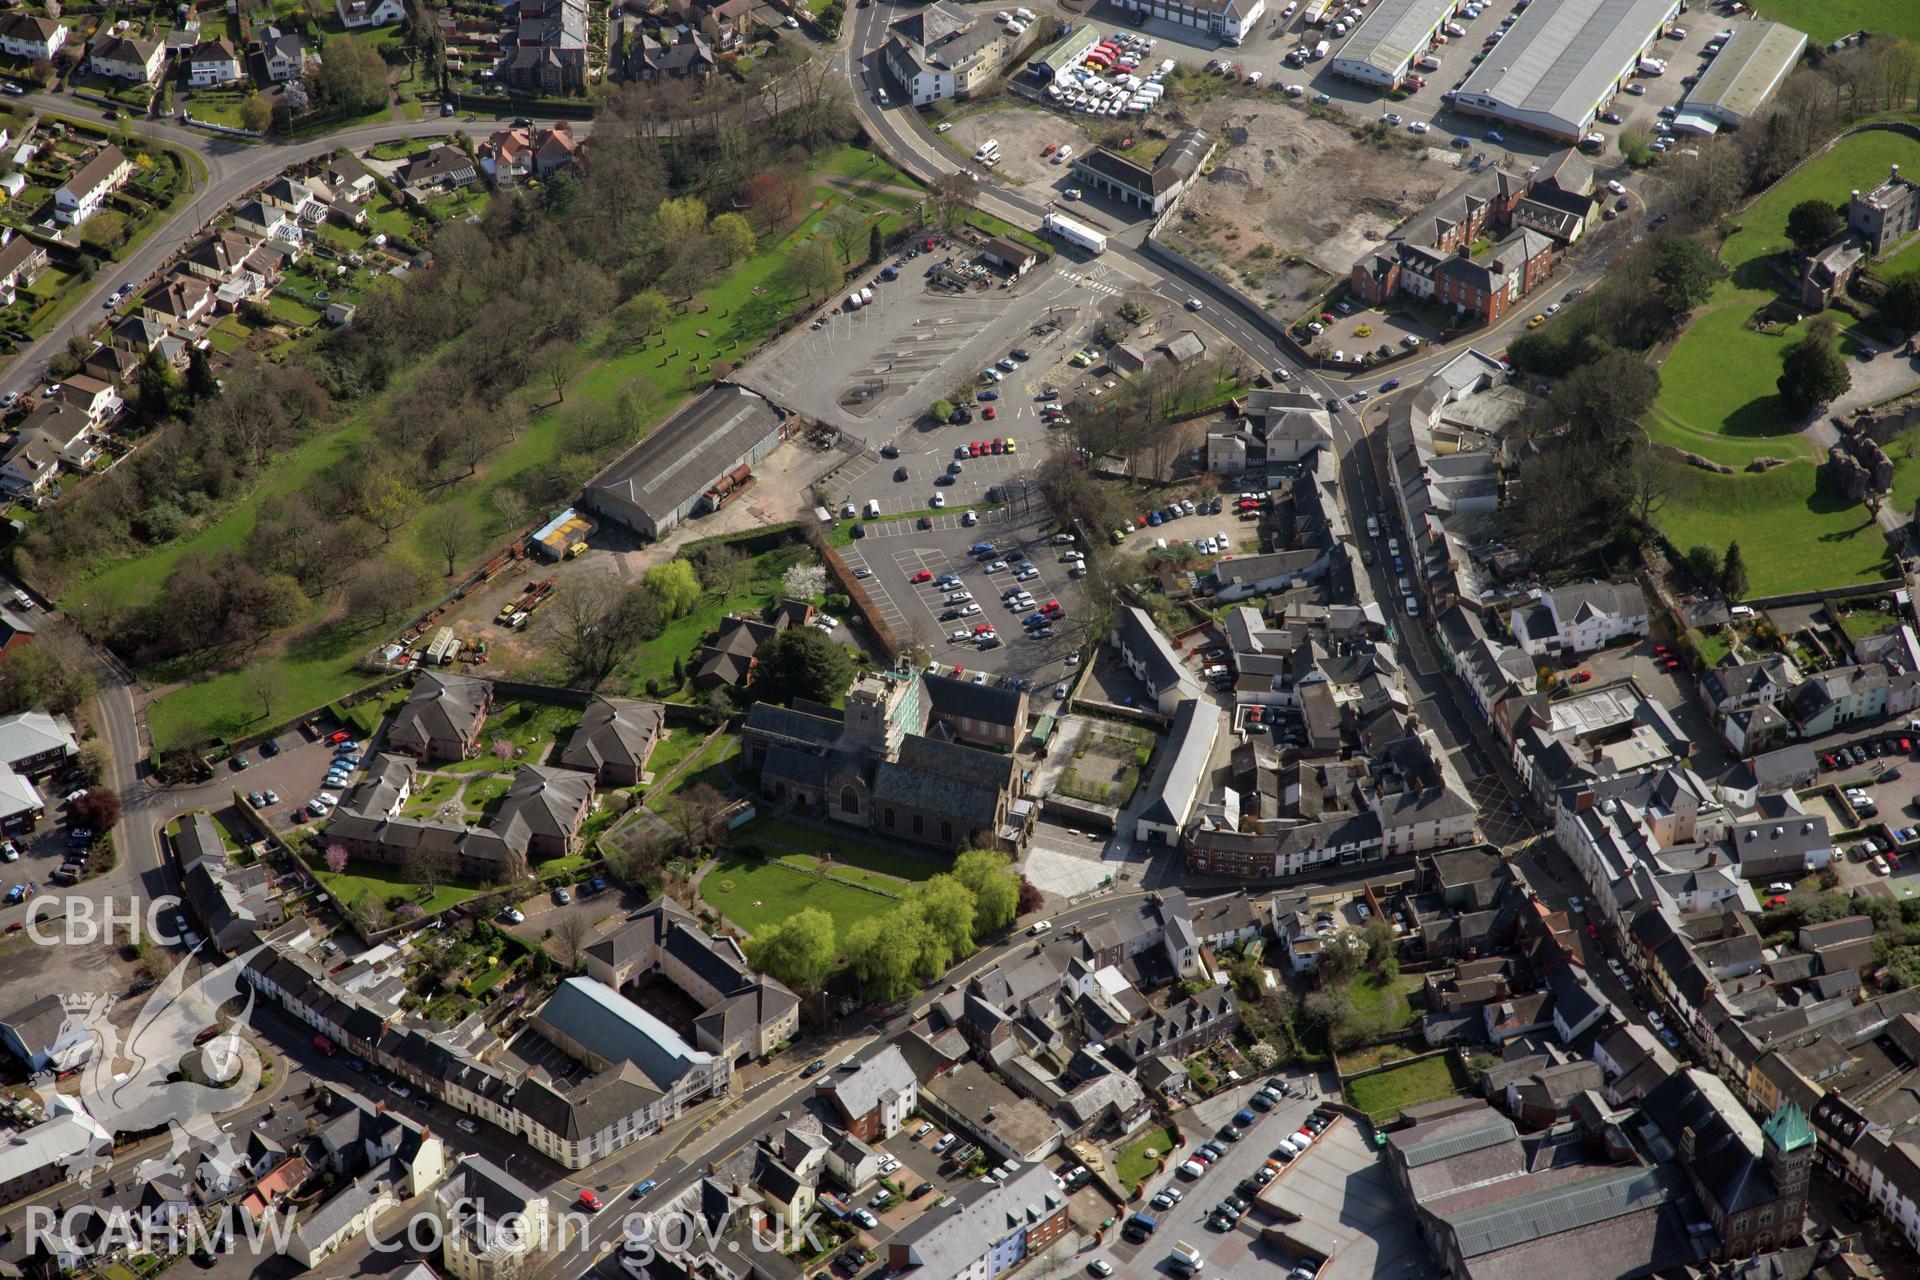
[1173,98,1465,293]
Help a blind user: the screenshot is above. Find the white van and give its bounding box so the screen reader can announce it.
[864,499,880,518]
[974,139,1001,161]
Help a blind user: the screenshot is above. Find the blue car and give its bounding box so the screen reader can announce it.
[1487,130,1505,143]
[979,390,999,401]
[588,875,607,893]
[1380,378,1400,391]
[630,1179,658,1200]
[4,884,25,904]
[1234,1109,1257,1128]
[1148,511,1162,526]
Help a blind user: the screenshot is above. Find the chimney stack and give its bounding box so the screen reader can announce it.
[1680,1124,1697,1166]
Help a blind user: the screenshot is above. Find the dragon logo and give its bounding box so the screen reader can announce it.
[30,945,268,1187]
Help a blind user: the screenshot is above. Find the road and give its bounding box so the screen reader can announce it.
[0,93,507,401]
[839,9,1544,828]
[529,886,1162,1279]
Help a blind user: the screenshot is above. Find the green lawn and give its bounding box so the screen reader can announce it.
[1114,1126,1178,1191]
[1752,0,1919,42]
[1646,130,1920,595]
[746,816,940,881]
[70,144,916,753]
[316,857,487,916]
[642,725,713,785]
[1344,1054,1474,1122]
[483,696,582,764]
[1652,456,1893,596]
[647,734,740,806]
[1344,970,1420,1032]
[699,851,899,940]
[266,293,322,326]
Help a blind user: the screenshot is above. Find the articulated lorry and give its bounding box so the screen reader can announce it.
[1043,212,1107,255]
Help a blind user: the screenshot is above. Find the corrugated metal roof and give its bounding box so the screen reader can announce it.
[1399,1116,1517,1168]
[1332,0,1454,76]
[1455,0,1677,134]
[1444,1165,1672,1257]
[1683,19,1806,124]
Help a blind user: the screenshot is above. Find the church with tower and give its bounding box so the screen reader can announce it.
[740,671,1026,854]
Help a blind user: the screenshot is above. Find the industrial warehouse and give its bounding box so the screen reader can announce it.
[1677,19,1808,131]
[1446,0,1683,140]
[583,383,792,540]
[1328,0,1457,88]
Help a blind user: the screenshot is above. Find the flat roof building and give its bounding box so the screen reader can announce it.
[584,384,789,541]
[1329,0,1455,87]
[1449,0,1682,141]
[1680,20,1807,129]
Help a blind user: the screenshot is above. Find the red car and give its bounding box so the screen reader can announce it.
[312,1035,337,1057]
[327,730,351,744]
[1042,143,1057,155]
[1135,515,1148,527]
[4,922,21,934]
[1662,658,1682,670]
[1768,895,1788,907]
[974,623,993,635]
[1584,923,1598,940]
[578,1191,603,1212]
[970,441,984,456]
[1904,738,1913,753]
[983,407,997,420]
[992,439,1005,453]
[911,570,932,584]
[1570,670,1592,684]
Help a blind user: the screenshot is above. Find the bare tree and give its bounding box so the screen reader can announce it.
[403,845,454,897]
[250,667,278,722]
[669,782,731,855]
[553,913,590,970]
[421,506,481,577]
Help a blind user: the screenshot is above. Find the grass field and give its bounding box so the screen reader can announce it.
[1344,970,1420,1032]
[1652,456,1893,596]
[747,817,941,881]
[70,144,919,752]
[1344,1054,1474,1122]
[316,857,487,916]
[1752,0,1919,42]
[699,851,900,939]
[1115,1126,1178,1191]
[1646,130,1920,595]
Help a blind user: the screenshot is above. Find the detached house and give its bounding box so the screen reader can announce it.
[337,0,405,27]
[0,434,57,497]
[0,233,48,308]
[139,275,213,330]
[476,123,584,184]
[259,25,309,82]
[19,399,102,468]
[400,146,477,192]
[87,32,165,83]
[232,198,302,248]
[54,146,132,227]
[0,13,67,61]
[185,37,244,86]
[56,375,122,427]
